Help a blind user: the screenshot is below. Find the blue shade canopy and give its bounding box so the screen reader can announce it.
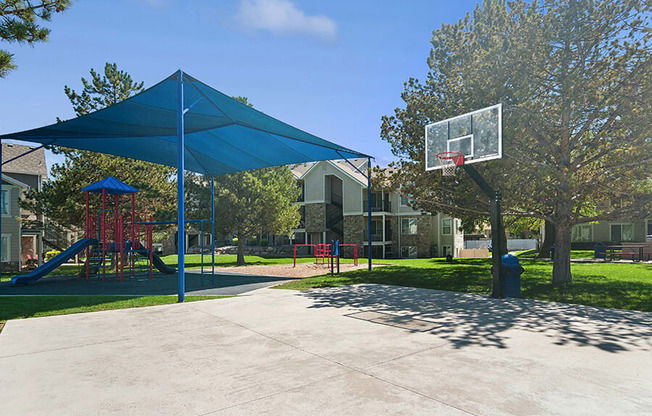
[0,71,369,176]
[81,176,139,195]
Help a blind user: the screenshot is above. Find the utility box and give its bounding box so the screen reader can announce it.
[501,254,523,298]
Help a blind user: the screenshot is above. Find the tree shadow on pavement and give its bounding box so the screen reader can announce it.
[298,284,652,353]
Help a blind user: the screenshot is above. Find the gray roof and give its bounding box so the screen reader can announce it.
[2,143,48,178]
[291,163,313,179]
[292,158,394,187]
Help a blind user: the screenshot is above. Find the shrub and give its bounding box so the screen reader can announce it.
[249,237,258,246]
[46,249,61,261]
[232,237,238,246]
[260,238,269,246]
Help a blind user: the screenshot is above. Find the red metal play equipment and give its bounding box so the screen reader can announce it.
[293,241,358,268]
[81,177,175,281]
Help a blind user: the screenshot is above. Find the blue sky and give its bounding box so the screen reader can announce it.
[1,0,480,172]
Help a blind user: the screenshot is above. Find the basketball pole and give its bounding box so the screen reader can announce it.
[462,165,503,298]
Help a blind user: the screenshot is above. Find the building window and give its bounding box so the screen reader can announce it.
[610,223,634,242]
[442,218,452,235]
[571,224,593,242]
[1,189,9,215]
[442,245,452,257]
[400,194,412,206]
[1,234,9,262]
[401,246,417,258]
[401,218,417,235]
[646,219,652,240]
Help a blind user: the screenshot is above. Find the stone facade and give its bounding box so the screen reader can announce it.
[1,261,19,273]
[343,215,364,249]
[416,215,438,257]
[396,215,438,258]
[304,203,326,233]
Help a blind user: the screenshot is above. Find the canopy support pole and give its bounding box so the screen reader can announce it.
[335,151,374,270]
[367,157,372,271]
[177,70,185,303]
[211,176,215,283]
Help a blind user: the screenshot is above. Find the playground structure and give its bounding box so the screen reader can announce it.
[293,241,358,273]
[12,176,215,285]
[1,70,371,301]
[80,176,176,281]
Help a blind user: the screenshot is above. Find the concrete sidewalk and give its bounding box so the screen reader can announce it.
[0,284,650,415]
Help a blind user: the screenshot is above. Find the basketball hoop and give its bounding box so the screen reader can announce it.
[436,152,464,176]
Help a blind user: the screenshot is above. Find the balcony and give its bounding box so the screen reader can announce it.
[363,200,391,213]
[363,232,385,242]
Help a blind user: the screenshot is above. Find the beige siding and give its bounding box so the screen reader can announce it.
[2,185,21,264]
[342,175,363,213]
[397,196,420,214]
[303,166,324,202]
[454,218,465,257]
[593,222,610,242]
[634,220,646,241]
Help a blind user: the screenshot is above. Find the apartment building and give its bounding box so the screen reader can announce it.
[1,143,48,271]
[291,159,464,259]
[569,217,652,248]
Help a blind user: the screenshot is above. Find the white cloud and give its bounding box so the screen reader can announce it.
[237,0,337,42]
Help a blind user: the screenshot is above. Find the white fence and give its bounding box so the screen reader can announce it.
[465,239,539,251]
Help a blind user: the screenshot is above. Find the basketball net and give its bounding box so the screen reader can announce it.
[436,152,464,176]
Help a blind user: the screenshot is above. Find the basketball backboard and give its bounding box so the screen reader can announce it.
[425,103,502,171]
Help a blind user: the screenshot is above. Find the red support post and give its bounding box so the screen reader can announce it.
[85,191,90,280]
[101,189,106,281]
[114,194,119,279]
[131,192,136,245]
[120,214,124,282]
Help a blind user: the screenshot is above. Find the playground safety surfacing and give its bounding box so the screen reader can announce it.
[1,284,650,415]
[0,271,295,297]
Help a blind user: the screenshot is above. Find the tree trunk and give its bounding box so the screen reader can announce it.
[552,222,572,283]
[538,220,556,258]
[500,221,508,255]
[236,232,245,265]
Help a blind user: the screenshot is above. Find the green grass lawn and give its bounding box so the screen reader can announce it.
[0,295,229,333]
[277,257,652,312]
[515,249,595,259]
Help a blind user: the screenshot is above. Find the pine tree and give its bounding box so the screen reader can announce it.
[0,0,71,77]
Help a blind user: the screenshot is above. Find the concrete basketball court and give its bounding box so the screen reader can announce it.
[1,284,650,415]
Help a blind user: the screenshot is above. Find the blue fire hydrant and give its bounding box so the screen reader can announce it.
[501,254,524,298]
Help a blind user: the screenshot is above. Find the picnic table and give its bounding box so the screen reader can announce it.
[604,245,650,262]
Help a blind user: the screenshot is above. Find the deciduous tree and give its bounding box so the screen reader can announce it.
[381,0,651,282]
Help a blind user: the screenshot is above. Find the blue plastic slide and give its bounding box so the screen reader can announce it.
[150,252,176,274]
[131,242,176,274]
[12,239,98,284]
